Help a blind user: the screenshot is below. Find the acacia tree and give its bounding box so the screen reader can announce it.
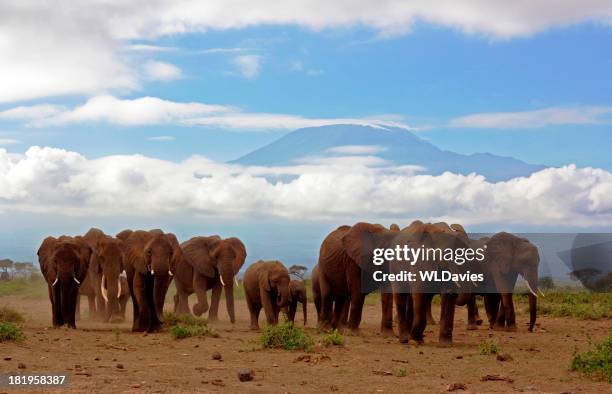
[0,258,13,280]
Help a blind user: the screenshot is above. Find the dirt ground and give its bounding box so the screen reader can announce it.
[1,294,610,393]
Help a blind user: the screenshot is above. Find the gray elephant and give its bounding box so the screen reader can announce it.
[173,236,246,323]
[243,260,291,330]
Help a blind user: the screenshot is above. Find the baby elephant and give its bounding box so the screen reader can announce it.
[288,279,308,325]
[243,260,291,330]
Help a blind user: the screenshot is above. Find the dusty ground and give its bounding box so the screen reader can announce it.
[1,293,610,393]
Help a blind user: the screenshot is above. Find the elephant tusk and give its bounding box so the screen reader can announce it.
[524,280,538,298]
[100,275,108,302]
[150,269,155,275]
[73,276,81,285]
[51,278,58,286]
[220,276,226,287]
[168,270,174,277]
[234,277,239,287]
[117,278,122,299]
[538,289,545,298]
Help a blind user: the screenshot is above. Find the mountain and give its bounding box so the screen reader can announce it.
[231,124,546,182]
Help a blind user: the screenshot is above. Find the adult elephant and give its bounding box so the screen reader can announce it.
[174,236,246,323]
[38,236,91,328]
[124,229,179,332]
[317,223,395,334]
[311,264,321,320]
[243,260,291,330]
[388,221,471,345]
[288,279,308,325]
[79,228,127,322]
[485,232,540,332]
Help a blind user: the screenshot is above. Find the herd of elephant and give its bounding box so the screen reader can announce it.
[37,220,540,347]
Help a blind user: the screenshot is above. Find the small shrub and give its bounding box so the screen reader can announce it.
[322,329,344,346]
[479,341,501,355]
[570,335,612,383]
[0,321,25,342]
[260,321,313,351]
[0,306,25,323]
[392,367,407,377]
[165,312,217,339]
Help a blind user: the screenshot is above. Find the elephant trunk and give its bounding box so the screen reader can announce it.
[60,280,78,328]
[523,269,539,332]
[153,274,171,323]
[104,276,122,322]
[224,281,236,323]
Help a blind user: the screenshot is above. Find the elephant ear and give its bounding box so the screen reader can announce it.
[164,233,182,273]
[219,237,247,273]
[389,223,400,232]
[37,236,57,280]
[258,270,271,291]
[181,237,217,278]
[342,222,387,269]
[486,232,512,274]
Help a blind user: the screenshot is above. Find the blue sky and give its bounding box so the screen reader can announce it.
[1,1,612,257]
[1,18,612,167]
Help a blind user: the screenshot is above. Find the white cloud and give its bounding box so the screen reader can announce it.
[6,95,411,131]
[0,105,64,121]
[327,145,387,155]
[143,61,183,81]
[233,55,261,79]
[147,136,175,141]
[450,106,612,129]
[2,2,612,103]
[31,95,232,127]
[0,146,611,227]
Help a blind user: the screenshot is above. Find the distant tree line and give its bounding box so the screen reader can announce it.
[0,259,39,281]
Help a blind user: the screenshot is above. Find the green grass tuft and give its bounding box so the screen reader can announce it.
[571,335,612,383]
[322,329,344,346]
[164,312,217,339]
[479,341,501,355]
[516,291,612,320]
[392,367,408,377]
[260,320,313,351]
[0,278,47,299]
[0,321,25,342]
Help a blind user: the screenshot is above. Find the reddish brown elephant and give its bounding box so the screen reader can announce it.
[316,223,395,334]
[288,279,308,325]
[173,236,246,323]
[123,229,179,332]
[243,260,291,330]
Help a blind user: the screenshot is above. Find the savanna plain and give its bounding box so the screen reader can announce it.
[1,279,611,393]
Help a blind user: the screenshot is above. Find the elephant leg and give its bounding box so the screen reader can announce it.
[302,299,308,326]
[332,296,347,330]
[260,287,276,326]
[484,293,500,329]
[438,293,457,346]
[347,292,366,333]
[410,293,427,344]
[132,274,150,332]
[501,293,516,331]
[426,293,437,325]
[380,292,394,337]
[87,295,96,319]
[75,295,81,321]
[319,276,335,330]
[192,275,210,317]
[62,285,78,329]
[245,293,260,330]
[394,292,410,343]
[272,301,280,325]
[50,284,63,328]
[126,269,140,332]
[288,299,297,323]
[495,297,507,330]
[467,294,479,330]
[208,281,222,322]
